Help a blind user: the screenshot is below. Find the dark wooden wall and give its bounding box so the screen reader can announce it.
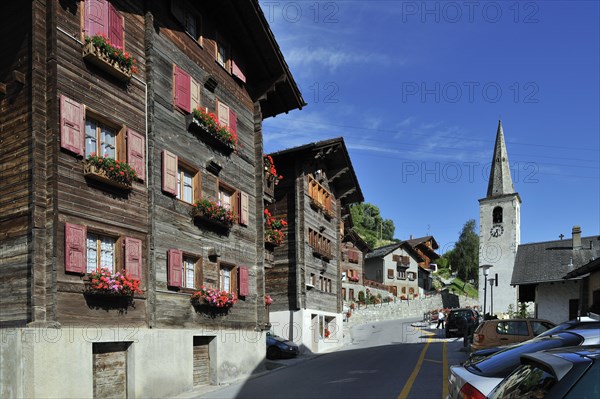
[147,1,260,329]
[0,2,35,327]
[53,0,148,326]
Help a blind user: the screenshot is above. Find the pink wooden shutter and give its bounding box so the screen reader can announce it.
[84,0,109,37]
[229,109,237,135]
[65,223,86,274]
[108,3,124,49]
[60,95,84,156]
[126,129,145,181]
[238,267,249,297]
[239,191,249,225]
[217,101,229,127]
[231,53,246,83]
[167,249,182,287]
[161,150,178,195]
[173,65,191,113]
[125,237,142,280]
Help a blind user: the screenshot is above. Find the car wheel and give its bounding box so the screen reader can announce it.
[267,346,280,360]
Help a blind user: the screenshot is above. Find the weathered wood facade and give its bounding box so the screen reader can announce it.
[265,138,363,352]
[0,1,303,397]
[341,228,370,302]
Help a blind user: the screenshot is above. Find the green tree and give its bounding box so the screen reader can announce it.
[448,219,479,285]
[350,203,395,247]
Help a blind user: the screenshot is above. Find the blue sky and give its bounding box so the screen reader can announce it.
[259,1,600,251]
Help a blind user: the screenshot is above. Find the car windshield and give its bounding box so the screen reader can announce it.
[449,310,472,319]
[539,321,600,337]
[488,363,557,399]
[466,334,583,378]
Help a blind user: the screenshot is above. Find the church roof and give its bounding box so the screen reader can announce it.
[511,236,600,285]
[486,120,517,198]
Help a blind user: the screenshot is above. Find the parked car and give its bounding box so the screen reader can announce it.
[447,330,600,399]
[488,345,600,399]
[469,317,600,362]
[266,332,299,360]
[471,318,556,352]
[445,308,481,338]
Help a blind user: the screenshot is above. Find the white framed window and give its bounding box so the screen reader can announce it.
[183,256,196,289]
[86,233,115,273]
[85,118,117,158]
[177,165,194,203]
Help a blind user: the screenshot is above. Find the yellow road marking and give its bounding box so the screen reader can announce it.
[442,341,448,399]
[397,334,433,399]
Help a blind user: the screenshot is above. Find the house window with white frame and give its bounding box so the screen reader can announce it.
[85,118,117,158]
[86,233,115,273]
[182,255,196,289]
[177,165,194,203]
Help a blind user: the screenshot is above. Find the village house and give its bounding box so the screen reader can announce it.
[405,235,440,292]
[0,1,303,397]
[563,257,600,317]
[264,138,363,354]
[511,227,600,324]
[341,223,370,303]
[364,242,422,299]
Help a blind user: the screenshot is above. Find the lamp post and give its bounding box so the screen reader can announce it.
[488,278,495,316]
[479,264,493,317]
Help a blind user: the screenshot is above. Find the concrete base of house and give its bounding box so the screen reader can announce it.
[268,309,343,354]
[0,326,266,398]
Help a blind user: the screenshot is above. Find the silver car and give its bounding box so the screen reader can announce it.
[447,329,600,399]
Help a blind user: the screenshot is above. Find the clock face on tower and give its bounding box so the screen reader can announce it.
[490,224,504,238]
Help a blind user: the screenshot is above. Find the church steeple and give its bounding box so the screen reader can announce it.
[487,120,515,197]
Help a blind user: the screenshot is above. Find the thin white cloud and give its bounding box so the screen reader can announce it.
[286,47,397,72]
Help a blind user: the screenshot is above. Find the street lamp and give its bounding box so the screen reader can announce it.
[479,264,493,317]
[488,278,495,316]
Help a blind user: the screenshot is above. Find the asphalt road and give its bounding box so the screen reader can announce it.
[189,317,470,399]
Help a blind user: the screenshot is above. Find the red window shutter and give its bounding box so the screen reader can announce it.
[238,266,249,297]
[173,65,191,113]
[60,95,84,156]
[65,223,87,274]
[231,55,246,83]
[108,3,124,49]
[239,191,249,225]
[228,109,237,135]
[125,237,142,280]
[161,150,178,195]
[84,0,109,37]
[126,129,145,181]
[167,249,182,287]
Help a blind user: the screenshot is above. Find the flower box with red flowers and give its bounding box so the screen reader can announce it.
[190,286,238,309]
[192,199,235,230]
[264,209,287,246]
[187,108,237,154]
[83,34,137,81]
[85,267,143,297]
[83,154,136,190]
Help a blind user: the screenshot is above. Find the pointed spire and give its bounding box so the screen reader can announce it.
[487,120,515,197]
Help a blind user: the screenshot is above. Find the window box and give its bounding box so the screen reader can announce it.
[186,110,236,154]
[192,200,235,231]
[264,175,275,200]
[82,41,133,82]
[190,286,237,318]
[83,160,133,191]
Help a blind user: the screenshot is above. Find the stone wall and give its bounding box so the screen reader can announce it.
[345,294,478,326]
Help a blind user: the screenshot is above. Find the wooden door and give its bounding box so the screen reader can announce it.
[93,342,128,399]
[193,337,211,386]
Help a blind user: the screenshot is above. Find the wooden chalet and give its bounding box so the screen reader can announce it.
[405,235,440,292]
[341,217,370,303]
[0,1,303,397]
[264,138,363,353]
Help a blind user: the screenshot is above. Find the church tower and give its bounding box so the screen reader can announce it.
[479,120,521,315]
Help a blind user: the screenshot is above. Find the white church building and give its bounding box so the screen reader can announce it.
[478,121,521,316]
